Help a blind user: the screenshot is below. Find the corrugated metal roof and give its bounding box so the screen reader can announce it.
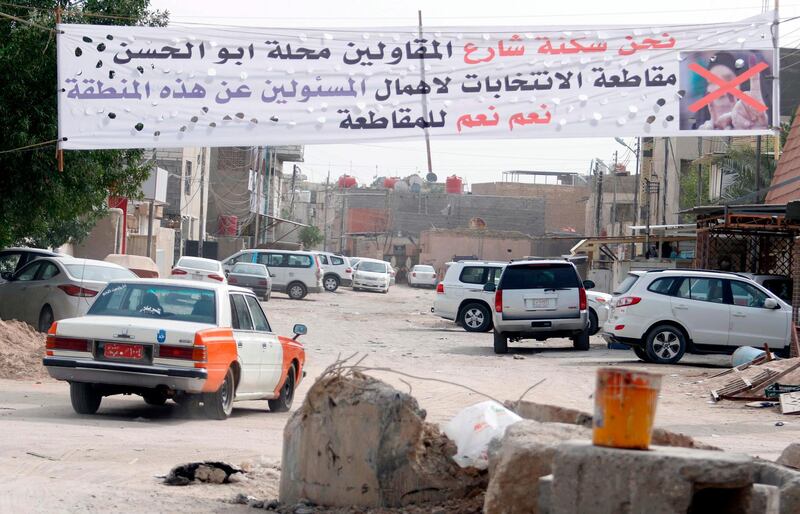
[767,107,800,203]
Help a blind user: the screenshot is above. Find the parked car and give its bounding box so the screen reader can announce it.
[227,262,272,301]
[432,260,505,332]
[352,259,392,293]
[222,249,323,300]
[314,251,352,292]
[171,256,227,284]
[603,269,793,364]
[408,265,437,288]
[587,290,612,335]
[0,257,136,331]
[348,257,363,269]
[43,278,306,419]
[739,273,792,305]
[0,247,62,283]
[488,260,592,354]
[104,254,159,278]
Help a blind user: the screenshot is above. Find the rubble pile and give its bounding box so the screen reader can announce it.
[279,371,485,508]
[0,319,48,380]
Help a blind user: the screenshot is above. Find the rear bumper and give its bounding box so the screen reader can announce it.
[43,357,207,393]
[353,281,388,291]
[494,313,587,336]
[601,333,641,348]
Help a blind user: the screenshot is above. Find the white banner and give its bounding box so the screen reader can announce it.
[57,14,777,150]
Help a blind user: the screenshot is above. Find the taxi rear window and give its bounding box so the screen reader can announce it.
[89,283,217,324]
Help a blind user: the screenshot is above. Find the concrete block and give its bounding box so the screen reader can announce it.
[483,421,590,514]
[753,460,800,514]
[744,484,780,514]
[550,441,754,514]
[538,474,553,514]
[777,443,800,470]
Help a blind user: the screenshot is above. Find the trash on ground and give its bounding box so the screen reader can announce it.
[164,461,243,486]
[444,400,522,470]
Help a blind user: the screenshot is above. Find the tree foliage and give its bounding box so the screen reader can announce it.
[0,1,168,249]
[714,146,776,204]
[299,225,323,249]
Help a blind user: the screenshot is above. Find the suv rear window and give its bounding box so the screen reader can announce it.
[647,277,680,295]
[499,264,580,290]
[614,274,640,295]
[459,266,489,284]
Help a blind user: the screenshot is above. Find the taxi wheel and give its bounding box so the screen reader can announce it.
[269,366,296,413]
[203,368,235,420]
[70,382,102,415]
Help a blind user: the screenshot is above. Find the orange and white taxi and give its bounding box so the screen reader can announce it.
[43,279,306,419]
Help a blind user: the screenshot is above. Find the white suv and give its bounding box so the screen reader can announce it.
[432,261,506,332]
[221,250,323,300]
[315,252,352,292]
[603,269,793,364]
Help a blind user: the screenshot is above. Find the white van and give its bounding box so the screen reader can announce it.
[352,258,392,294]
[222,250,323,299]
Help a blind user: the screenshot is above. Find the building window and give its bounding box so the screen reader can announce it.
[184,161,193,195]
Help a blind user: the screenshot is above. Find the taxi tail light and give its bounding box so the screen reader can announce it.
[228,276,238,284]
[171,268,187,275]
[616,296,642,307]
[58,284,98,297]
[436,282,444,294]
[495,289,503,313]
[258,279,268,286]
[579,287,587,311]
[208,273,225,282]
[46,335,90,352]
[159,344,206,361]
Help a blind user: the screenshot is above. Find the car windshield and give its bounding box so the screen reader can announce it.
[232,263,267,276]
[65,264,135,281]
[415,266,435,272]
[500,264,580,290]
[88,283,217,324]
[613,273,640,295]
[358,261,387,273]
[177,257,219,271]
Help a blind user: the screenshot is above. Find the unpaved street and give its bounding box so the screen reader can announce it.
[2,286,799,512]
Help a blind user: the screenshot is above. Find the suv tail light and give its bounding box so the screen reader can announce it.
[616,296,642,307]
[208,273,224,282]
[345,267,352,274]
[495,289,503,313]
[579,287,587,311]
[436,282,444,294]
[58,284,98,297]
[171,268,187,275]
[158,344,207,361]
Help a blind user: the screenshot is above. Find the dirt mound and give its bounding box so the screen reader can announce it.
[0,319,48,380]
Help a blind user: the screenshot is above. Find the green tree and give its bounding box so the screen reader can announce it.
[0,1,168,249]
[713,146,776,204]
[299,225,323,249]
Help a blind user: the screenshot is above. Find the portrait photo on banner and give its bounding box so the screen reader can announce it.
[678,50,774,131]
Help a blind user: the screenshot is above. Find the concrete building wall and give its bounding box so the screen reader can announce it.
[471,182,589,234]
[72,208,124,260]
[643,137,699,226]
[585,174,638,237]
[419,229,534,276]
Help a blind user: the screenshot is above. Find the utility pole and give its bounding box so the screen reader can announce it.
[323,169,330,252]
[611,151,618,237]
[594,160,603,236]
[253,147,262,247]
[697,137,703,207]
[755,135,762,202]
[198,148,206,257]
[146,148,156,260]
[645,178,652,257]
[662,138,669,227]
[289,164,299,218]
[339,188,348,254]
[418,10,434,175]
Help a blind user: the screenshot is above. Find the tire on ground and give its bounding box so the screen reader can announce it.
[323,275,340,292]
[459,302,492,333]
[588,309,599,336]
[269,365,296,412]
[203,367,235,420]
[287,281,308,300]
[493,331,508,354]
[38,306,54,333]
[572,327,590,351]
[70,382,102,415]
[143,390,167,406]
[644,324,687,364]
[633,346,651,362]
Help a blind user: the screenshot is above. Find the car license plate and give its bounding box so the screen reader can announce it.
[526,298,555,309]
[104,343,143,360]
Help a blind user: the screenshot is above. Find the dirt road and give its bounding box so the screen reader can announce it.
[1,285,798,512]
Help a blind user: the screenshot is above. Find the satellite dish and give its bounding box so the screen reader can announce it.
[426,172,438,182]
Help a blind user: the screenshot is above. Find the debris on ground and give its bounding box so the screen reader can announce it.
[707,357,800,407]
[0,319,48,380]
[443,401,522,470]
[777,443,800,470]
[164,461,243,485]
[279,369,486,508]
[233,493,485,513]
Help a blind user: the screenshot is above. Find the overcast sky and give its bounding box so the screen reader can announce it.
[151,0,797,187]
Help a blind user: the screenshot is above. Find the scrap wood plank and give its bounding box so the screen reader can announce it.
[780,392,800,414]
[712,369,781,401]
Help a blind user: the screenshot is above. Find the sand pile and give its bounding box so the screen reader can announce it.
[0,319,48,380]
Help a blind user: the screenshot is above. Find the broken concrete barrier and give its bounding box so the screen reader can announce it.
[753,459,800,514]
[483,420,590,514]
[279,372,484,508]
[777,443,800,470]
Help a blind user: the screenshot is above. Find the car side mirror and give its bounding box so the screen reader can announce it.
[270,273,276,278]
[483,283,497,292]
[583,280,596,290]
[764,298,779,309]
[292,323,307,340]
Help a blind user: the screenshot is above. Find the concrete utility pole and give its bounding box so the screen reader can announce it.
[611,151,618,237]
[418,10,433,175]
[339,189,348,254]
[662,137,669,226]
[645,178,652,258]
[146,148,156,260]
[323,169,330,252]
[755,135,762,202]
[697,137,703,207]
[594,160,603,236]
[198,148,206,257]
[253,147,263,246]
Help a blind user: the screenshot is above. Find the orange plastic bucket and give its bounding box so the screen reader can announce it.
[592,368,662,450]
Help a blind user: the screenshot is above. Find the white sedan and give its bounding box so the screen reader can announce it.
[0,256,136,331]
[407,265,437,288]
[171,256,227,284]
[587,290,612,335]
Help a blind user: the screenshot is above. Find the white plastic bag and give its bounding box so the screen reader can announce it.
[443,400,522,469]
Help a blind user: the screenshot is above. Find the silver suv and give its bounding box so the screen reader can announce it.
[486,260,592,354]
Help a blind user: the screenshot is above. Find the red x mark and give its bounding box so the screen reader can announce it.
[687,61,769,113]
